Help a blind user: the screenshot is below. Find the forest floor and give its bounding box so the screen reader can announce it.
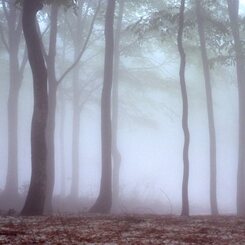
[0,214,244,244]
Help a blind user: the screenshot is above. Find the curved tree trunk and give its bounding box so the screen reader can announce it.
[21,0,48,216]
[45,2,59,214]
[90,0,115,213]
[196,0,218,216]
[227,0,245,216]
[112,0,124,209]
[177,0,190,217]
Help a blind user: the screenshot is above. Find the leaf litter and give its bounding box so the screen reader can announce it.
[0,214,245,244]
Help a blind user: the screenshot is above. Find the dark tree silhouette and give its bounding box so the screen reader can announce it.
[196,0,218,216]
[21,0,48,216]
[227,0,245,216]
[177,0,190,217]
[90,0,116,213]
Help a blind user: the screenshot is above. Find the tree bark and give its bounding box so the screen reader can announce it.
[112,0,124,209]
[196,0,218,216]
[90,0,115,213]
[227,0,245,216]
[21,0,48,216]
[177,0,190,217]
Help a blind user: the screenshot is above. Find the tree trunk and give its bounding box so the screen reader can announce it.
[227,0,245,216]
[112,0,124,209]
[21,0,48,216]
[196,0,218,216]
[59,89,66,197]
[45,2,59,214]
[90,0,115,213]
[4,0,22,200]
[70,104,80,198]
[177,0,190,217]
[69,1,84,199]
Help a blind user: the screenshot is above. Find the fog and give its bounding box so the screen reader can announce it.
[0,0,243,216]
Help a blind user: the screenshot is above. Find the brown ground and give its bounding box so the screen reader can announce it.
[0,214,245,244]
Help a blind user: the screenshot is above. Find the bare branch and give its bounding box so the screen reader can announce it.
[57,0,101,85]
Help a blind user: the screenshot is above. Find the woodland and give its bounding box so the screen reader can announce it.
[0,0,245,243]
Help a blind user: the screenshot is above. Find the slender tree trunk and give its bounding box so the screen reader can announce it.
[4,0,22,199]
[112,0,124,208]
[90,0,115,213]
[59,89,66,196]
[227,0,245,216]
[70,57,81,198]
[177,0,190,216]
[6,54,20,197]
[21,0,48,216]
[70,2,83,199]
[70,102,80,198]
[196,0,218,216]
[45,2,59,214]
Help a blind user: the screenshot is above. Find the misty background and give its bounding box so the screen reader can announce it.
[0,0,244,215]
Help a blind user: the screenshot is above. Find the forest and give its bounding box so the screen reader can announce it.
[0,0,245,243]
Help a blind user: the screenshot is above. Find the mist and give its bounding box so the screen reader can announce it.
[0,0,243,218]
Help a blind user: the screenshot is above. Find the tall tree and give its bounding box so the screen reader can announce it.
[177,0,190,216]
[21,0,48,216]
[69,0,86,199]
[44,1,59,213]
[227,0,245,216]
[68,0,101,198]
[196,0,218,215]
[112,0,124,208]
[0,0,27,200]
[44,0,99,211]
[90,0,115,213]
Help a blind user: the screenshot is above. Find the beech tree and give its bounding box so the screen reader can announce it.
[69,0,101,199]
[42,0,100,211]
[112,0,124,209]
[177,0,190,216]
[227,0,245,216]
[196,0,218,215]
[90,0,115,213]
[21,0,48,216]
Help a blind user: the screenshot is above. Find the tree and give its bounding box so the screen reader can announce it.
[0,0,27,201]
[177,0,190,216]
[112,0,124,209]
[196,0,218,215]
[90,0,115,213]
[70,0,88,199]
[44,1,59,214]
[44,0,100,211]
[227,0,245,216]
[66,0,101,199]
[21,0,48,216]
